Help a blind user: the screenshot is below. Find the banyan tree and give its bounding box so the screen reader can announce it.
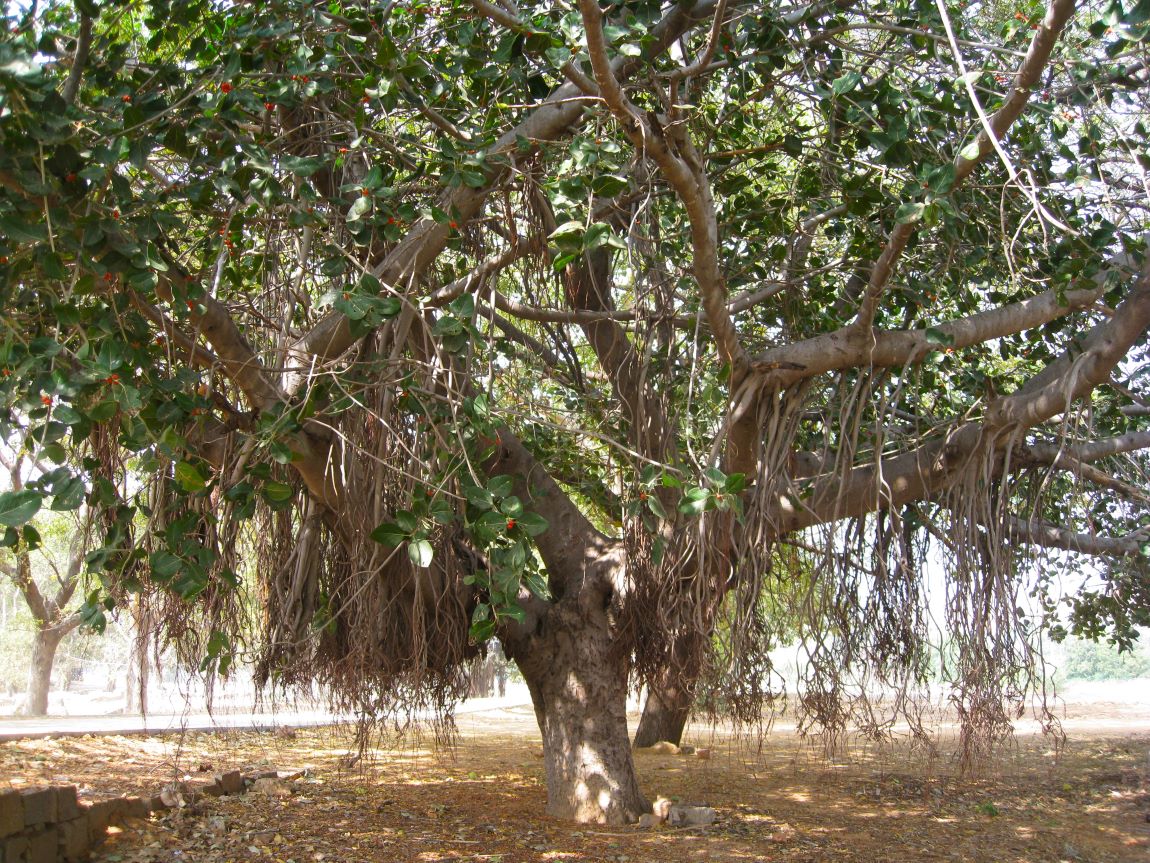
[1,0,1149,823]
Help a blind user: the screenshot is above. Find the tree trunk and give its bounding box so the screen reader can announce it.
[22,628,65,717]
[634,678,693,748]
[509,603,649,824]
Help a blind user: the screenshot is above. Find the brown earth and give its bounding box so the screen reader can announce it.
[0,701,1147,863]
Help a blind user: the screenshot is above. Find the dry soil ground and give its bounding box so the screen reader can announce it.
[1,700,1147,863]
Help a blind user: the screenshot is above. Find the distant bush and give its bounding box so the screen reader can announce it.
[1059,637,1150,681]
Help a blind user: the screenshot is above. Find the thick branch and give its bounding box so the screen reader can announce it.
[1027,430,1150,464]
[775,259,1150,533]
[751,284,1105,389]
[578,0,745,370]
[60,11,93,107]
[1004,517,1145,557]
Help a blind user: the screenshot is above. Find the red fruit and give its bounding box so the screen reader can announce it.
[104,373,120,385]
[40,395,52,406]
[449,220,458,229]
[122,94,131,103]
[0,368,10,376]
[0,256,8,264]
[505,518,516,531]
[111,209,120,219]
[186,300,195,310]
[339,147,349,153]
[361,187,370,197]
[65,173,77,182]
[387,216,396,224]
[220,82,233,93]
[264,102,275,111]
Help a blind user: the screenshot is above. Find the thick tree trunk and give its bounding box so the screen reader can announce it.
[634,678,693,748]
[510,604,649,824]
[22,628,65,717]
[633,626,707,747]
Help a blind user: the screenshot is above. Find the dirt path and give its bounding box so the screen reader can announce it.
[0,701,1147,863]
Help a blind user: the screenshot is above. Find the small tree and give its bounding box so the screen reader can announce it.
[0,446,90,716]
[2,0,1149,823]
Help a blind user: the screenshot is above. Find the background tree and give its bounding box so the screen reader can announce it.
[0,443,90,715]
[2,0,1149,824]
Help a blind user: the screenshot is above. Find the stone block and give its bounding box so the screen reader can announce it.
[194,779,224,798]
[19,790,55,829]
[0,791,23,839]
[83,801,117,842]
[56,787,81,821]
[667,805,717,827]
[120,797,153,819]
[58,817,90,862]
[215,771,244,796]
[2,834,30,863]
[24,829,55,863]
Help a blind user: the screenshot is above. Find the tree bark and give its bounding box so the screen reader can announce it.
[22,627,66,716]
[634,679,693,748]
[508,602,648,824]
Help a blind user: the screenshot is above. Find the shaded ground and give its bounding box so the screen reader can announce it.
[0,701,1147,863]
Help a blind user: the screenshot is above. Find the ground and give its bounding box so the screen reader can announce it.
[1,699,1147,863]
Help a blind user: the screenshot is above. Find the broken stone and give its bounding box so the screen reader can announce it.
[667,805,717,827]
[695,748,711,760]
[635,741,681,755]
[651,797,672,821]
[215,771,245,796]
[637,813,660,829]
[251,778,292,798]
[159,782,189,809]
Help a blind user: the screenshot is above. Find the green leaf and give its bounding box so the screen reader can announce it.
[369,521,407,546]
[959,140,982,160]
[499,496,524,518]
[645,494,667,519]
[347,195,373,222]
[523,571,551,600]
[831,71,862,96]
[894,202,926,225]
[724,473,747,494]
[925,327,955,347]
[262,480,294,503]
[408,538,434,568]
[463,484,495,510]
[487,475,515,499]
[395,509,419,533]
[174,461,207,492]
[51,477,86,511]
[516,511,549,536]
[469,617,496,642]
[0,490,42,527]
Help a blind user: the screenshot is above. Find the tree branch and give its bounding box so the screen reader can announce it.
[578,0,746,371]
[1004,517,1146,557]
[851,0,1077,330]
[60,11,93,107]
[287,0,722,374]
[773,257,1150,533]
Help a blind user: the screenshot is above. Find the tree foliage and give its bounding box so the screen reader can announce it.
[2,0,1150,820]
